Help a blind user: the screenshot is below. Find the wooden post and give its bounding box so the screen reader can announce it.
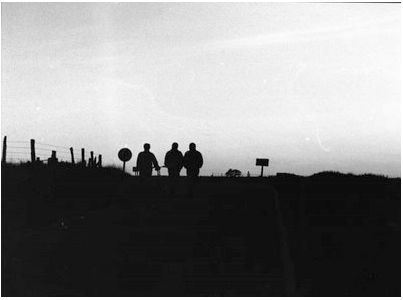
[90,151,94,167]
[260,165,264,177]
[2,136,7,165]
[30,139,36,163]
[98,154,102,167]
[70,147,75,164]
[81,148,85,166]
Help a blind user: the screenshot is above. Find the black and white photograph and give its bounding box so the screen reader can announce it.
[1,1,401,296]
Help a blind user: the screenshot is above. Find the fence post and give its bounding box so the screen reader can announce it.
[70,147,75,164]
[2,136,7,165]
[81,148,85,166]
[98,154,102,167]
[90,151,94,167]
[30,139,36,163]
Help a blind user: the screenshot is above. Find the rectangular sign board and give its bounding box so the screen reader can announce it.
[256,158,269,166]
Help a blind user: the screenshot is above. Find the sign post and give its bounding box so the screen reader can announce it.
[118,148,132,173]
[256,158,269,177]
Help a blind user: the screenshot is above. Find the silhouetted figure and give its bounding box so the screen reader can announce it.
[164,143,183,177]
[183,143,203,177]
[136,143,160,177]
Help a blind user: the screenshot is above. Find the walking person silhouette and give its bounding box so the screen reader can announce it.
[164,142,184,195]
[164,142,183,177]
[183,143,203,177]
[136,143,160,177]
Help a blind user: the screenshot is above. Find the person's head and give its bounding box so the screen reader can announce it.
[172,142,178,150]
[189,143,196,151]
[143,143,150,152]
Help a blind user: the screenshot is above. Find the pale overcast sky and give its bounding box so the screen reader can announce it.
[1,3,400,176]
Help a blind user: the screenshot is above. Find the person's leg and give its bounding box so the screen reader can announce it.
[139,169,152,180]
[167,169,175,195]
[185,169,192,196]
[187,168,197,178]
[173,169,182,194]
[187,168,199,197]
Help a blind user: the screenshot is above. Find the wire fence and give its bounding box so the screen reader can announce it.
[2,137,102,165]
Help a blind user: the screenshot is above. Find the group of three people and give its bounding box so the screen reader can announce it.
[136,142,203,177]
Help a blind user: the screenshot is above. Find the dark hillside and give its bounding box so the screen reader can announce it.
[2,164,400,296]
[272,172,400,296]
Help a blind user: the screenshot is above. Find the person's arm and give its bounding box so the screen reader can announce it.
[164,152,169,168]
[183,152,189,168]
[152,154,160,170]
[198,153,203,168]
[136,153,141,169]
[179,152,184,168]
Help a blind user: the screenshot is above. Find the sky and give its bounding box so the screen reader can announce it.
[1,3,401,176]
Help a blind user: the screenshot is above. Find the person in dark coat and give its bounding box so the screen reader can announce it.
[136,143,160,177]
[183,143,203,177]
[164,142,183,177]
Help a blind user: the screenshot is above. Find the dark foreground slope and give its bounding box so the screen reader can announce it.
[272,172,401,296]
[2,165,401,296]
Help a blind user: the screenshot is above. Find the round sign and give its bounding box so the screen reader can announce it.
[118,148,132,162]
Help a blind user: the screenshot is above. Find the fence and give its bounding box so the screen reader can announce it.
[1,136,102,168]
